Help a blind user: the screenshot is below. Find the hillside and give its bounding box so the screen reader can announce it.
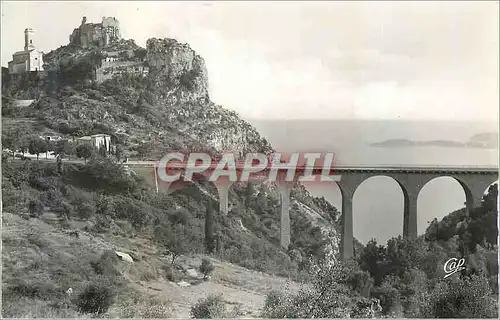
[2,23,347,318]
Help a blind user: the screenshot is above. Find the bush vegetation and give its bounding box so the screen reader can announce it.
[190,294,226,319]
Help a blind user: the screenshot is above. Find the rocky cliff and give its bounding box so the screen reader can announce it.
[146,38,209,105]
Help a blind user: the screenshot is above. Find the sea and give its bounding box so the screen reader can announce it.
[247,119,499,245]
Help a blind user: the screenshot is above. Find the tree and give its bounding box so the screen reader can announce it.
[424,218,439,242]
[28,199,44,217]
[54,139,76,159]
[255,190,268,214]
[45,140,55,159]
[358,239,387,285]
[56,155,63,174]
[154,224,189,264]
[2,128,29,159]
[53,201,73,220]
[76,143,95,163]
[199,258,215,280]
[28,137,48,161]
[205,200,215,254]
[2,134,14,159]
[385,236,427,278]
[114,145,123,162]
[168,208,192,225]
[244,182,255,208]
[19,136,30,156]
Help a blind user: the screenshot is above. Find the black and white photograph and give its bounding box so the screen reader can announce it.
[1,1,499,318]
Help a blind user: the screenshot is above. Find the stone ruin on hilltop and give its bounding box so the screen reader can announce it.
[69,16,121,48]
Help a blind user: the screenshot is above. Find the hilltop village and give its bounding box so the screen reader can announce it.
[7,16,148,83]
[4,17,150,158]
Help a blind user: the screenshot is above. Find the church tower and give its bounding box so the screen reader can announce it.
[24,28,36,51]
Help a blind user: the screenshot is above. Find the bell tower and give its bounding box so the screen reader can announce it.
[24,28,36,51]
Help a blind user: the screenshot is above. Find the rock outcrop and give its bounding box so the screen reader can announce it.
[146,38,209,105]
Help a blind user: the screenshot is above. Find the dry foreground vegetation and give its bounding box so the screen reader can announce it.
[2,211,300,318]
[2,26,499,318]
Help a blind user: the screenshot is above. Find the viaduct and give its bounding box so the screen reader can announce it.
[128,162,498,261]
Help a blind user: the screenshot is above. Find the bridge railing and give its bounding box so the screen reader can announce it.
[125,160,498,171]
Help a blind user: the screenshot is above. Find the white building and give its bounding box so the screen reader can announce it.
[76,134,111,152]
[8,28,45,74]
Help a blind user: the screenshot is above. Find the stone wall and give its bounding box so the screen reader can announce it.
[8,61,27,74]
[95,60,149,83]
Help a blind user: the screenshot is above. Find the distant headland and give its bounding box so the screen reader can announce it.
[370,132,498,149]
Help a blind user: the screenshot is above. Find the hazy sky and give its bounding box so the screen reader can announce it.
[2,1,498,121]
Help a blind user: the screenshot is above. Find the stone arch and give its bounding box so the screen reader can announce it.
[420,174,499,215]
[336,172,423,260]
[451,174,499,212]
[418,176,471,234]
[349,175,408,245]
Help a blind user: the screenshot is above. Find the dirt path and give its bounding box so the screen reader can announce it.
[133,278,267,318]
[131,256,302,318]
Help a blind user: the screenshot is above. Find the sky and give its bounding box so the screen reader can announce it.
[1,1,498,121]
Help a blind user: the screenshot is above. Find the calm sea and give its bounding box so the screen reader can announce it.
[248,119,499,245]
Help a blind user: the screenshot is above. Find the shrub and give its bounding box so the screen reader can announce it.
[190,294,226,319]
[66,159,140,195]
[94,214,113,233]
[261,290,286,318]
[90,250,121,279]
[5,278,61,300]
[52,200,73,219]
[1,179,24,210]
[28,199,44,217]
[75,281,116,316]
[162,264,176,282]
[199,258,215,279]
[120,296,172,318]
[76,202,96,220]
[261,261,373,318]
[76,144,95,163]
[420,274,498,318]
[371,282,403,317]
[168,208,192,225]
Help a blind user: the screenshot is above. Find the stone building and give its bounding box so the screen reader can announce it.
[69,16,121,48]
[76,134,111,152]
[8,28,45,74]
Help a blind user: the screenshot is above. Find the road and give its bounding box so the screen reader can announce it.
[6,156,498,173]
